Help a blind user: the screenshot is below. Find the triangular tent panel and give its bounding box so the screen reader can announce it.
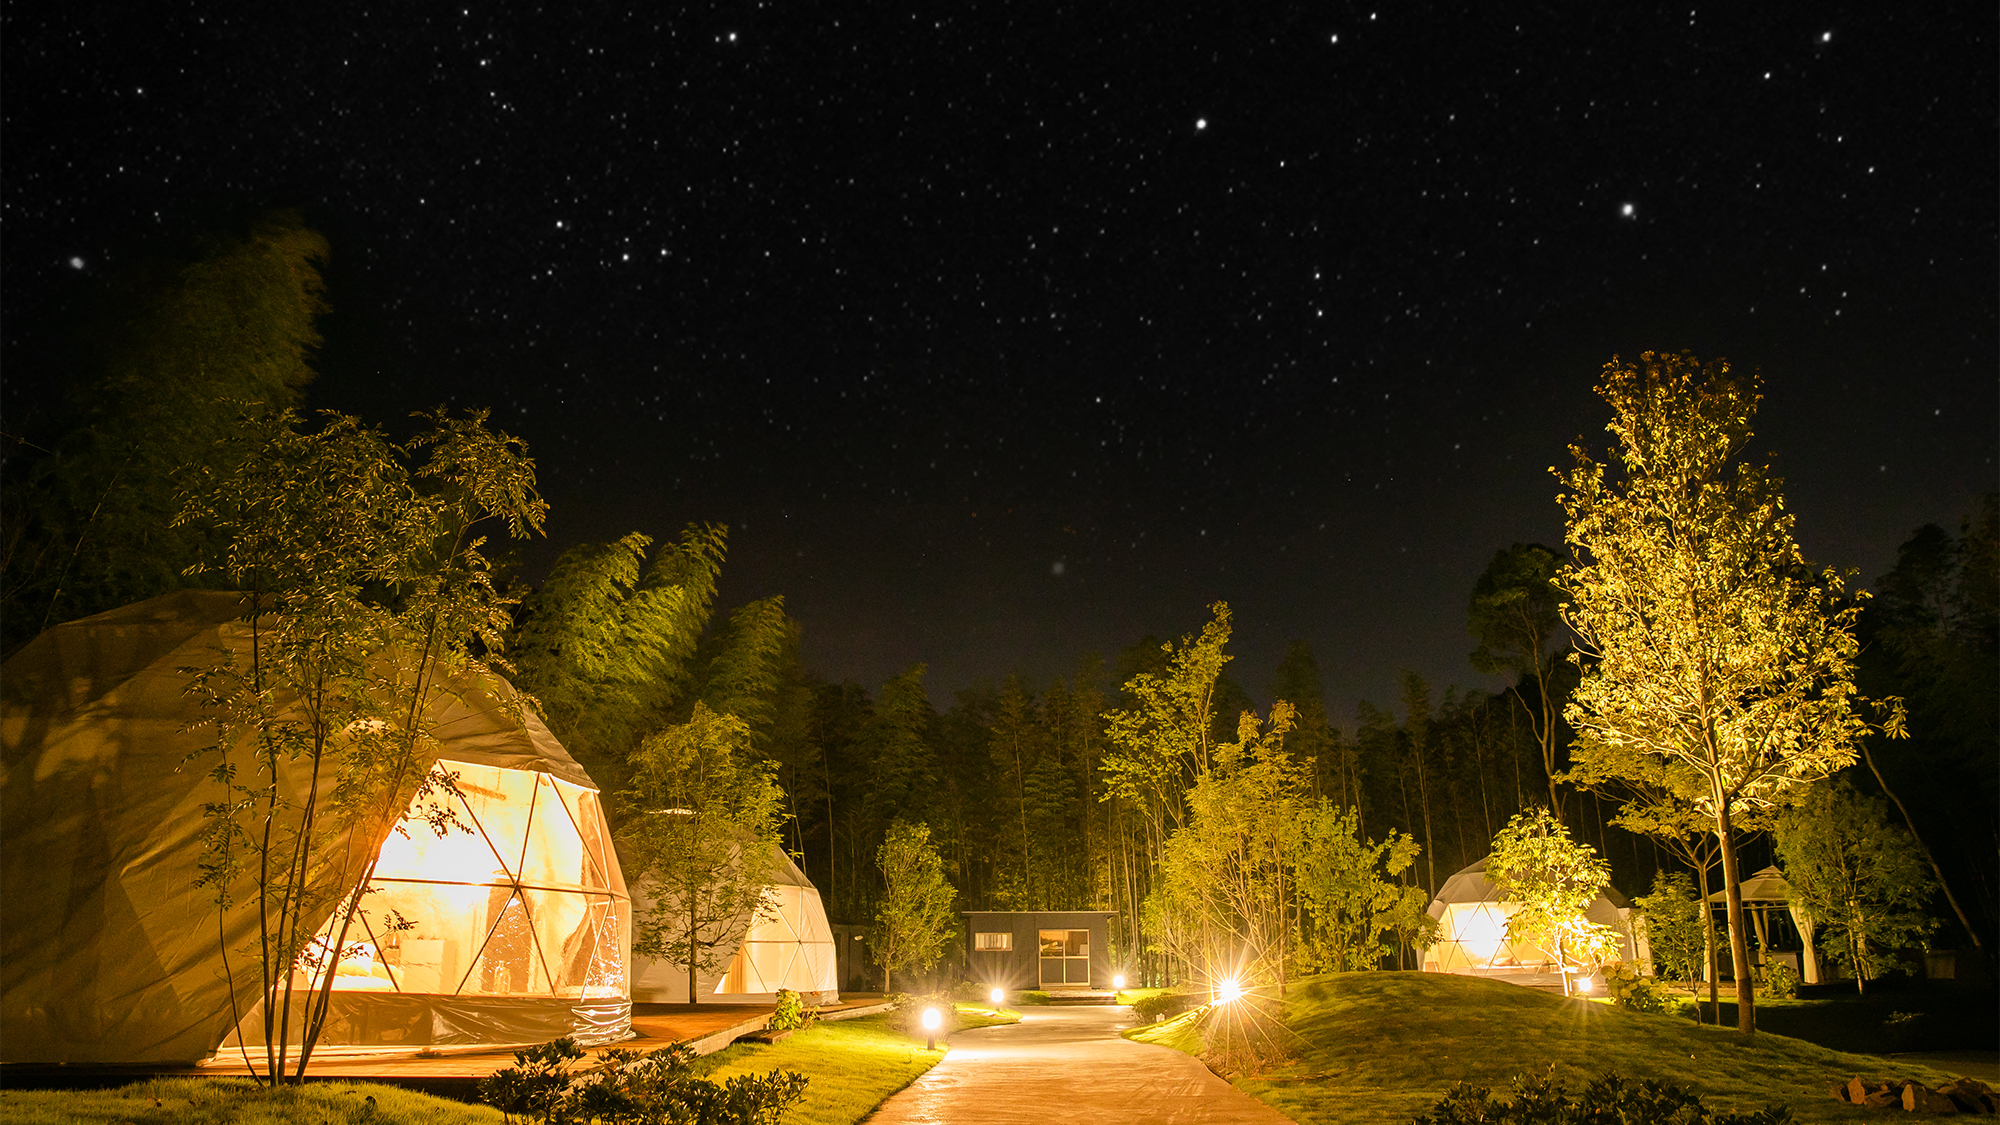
[1422,857,1646,976]
[1,591,631,1064]
[628,846,839,1003]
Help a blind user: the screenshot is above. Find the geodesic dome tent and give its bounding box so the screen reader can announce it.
[1422,857,1646,976]
[629,844,839,1004]
[0,591,631,1064]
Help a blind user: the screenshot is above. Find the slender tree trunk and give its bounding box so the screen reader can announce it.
[1715,796,1756,1036]
[1860,741,1984,951]
[688,892,700,1005]
[1697,854,1719,1025]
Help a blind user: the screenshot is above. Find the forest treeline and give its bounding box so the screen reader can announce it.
[5,213,1994,995]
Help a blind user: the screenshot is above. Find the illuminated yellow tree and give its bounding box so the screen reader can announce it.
[1556,351,1897,1036]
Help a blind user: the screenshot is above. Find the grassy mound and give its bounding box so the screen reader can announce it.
[0,1077,500,1124]
[1127,972,1965,1124]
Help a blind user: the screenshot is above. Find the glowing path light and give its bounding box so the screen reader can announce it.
[922,1006,942,1050]
[989,987,1005,1006]
[1113,974,1126,990]
[1575,975,1595,995]
[1215,977,1243,1004]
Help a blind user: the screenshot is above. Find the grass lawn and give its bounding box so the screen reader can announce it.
[1679,985,1998,1056]
[1127,972,1970,1124]
[695,1003,1020,1125]
[1115,986,1169,1006]
[0,1077,500,1124]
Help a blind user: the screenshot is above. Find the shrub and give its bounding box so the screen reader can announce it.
[1131,992,1200,1024]
[1413,1070,1793,1125]
[769,988,818,1031]
[1883,1010,1927,1052]
[480,1037,808,1125]
[1601,962,1674,1014]
[1759,962,1798,999]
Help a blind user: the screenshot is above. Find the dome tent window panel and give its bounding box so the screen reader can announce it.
[304,761,626,998]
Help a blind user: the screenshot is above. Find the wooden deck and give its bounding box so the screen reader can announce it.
[1,999,888,1101]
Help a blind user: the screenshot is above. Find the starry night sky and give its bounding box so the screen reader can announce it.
[5,3,1995,718]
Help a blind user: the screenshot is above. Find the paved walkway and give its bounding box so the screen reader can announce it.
[866,1005,1292,1124]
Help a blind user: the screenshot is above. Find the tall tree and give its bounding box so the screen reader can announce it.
[1469,543,1571,818]
[1486,809,1619,996]
[177,406,545,1082]
[1776,780,1937,994]
[509,526,726,807]
[872,820,957,993]
[1557,351,1896,1035]
[3,212,330,653]
[620,703,787,1006]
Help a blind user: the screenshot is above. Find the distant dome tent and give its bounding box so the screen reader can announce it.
[628,844,839,1004]
[0,591,632,1065]
[1422,857,1646,981]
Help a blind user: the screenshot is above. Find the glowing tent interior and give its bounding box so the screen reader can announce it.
[0,591,631,1064]
[1421,857,1647,979]
[628,845,839,1004]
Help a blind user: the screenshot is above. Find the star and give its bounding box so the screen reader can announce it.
[67,256,85,269]
[1620,203,1636,218]
[1195,117,1208,131]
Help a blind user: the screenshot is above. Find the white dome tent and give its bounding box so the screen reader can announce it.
[628,845,839,1004]
[0,591,632,1064]
[1422,857,1647,984]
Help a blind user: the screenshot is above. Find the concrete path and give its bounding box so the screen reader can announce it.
[865,1005,1293,1124]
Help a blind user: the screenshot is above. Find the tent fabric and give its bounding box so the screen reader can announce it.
[628,846,839,1003]
[1705,865,1822,985]
[1422,857,1646,974]
[1,591,630,1064]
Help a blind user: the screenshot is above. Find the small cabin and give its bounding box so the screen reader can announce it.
[963,911,1117,991]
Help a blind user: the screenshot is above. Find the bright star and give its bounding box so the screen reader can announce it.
[1820,30,1832,42]
[67,256,85,269]
[1195,117,1208,131]
[1620,203,1635,217]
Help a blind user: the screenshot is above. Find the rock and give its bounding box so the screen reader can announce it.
[1904,1082,1960,1115]
[1833,1082,1853,1103]
[1849,1077,1873,1104]
[1865,1088,1904,1108]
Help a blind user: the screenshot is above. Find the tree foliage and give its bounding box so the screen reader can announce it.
[1292,801,1429,973]
[619,702,788,1005]
[1633,871,1705,991]
[871,820,956,993]
[1556,351,1894,1032]
[2,212,330,653]
[175,406,545,1082]
[1776,779,1937,993]
[1486,808,1619,993]
[1469,543,1571,817]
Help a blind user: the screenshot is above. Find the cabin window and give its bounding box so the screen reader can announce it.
[973,932,1013,951]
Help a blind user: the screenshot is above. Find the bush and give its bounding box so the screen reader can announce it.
[1883,1010,1928,1052]
[480,1036,809,1125]
[1601,963,1674,1014]
[769,988,818,1031]
[1759,962,1798,1000]
[1131,992,1201,1024]
[1413,1070,1793,1125]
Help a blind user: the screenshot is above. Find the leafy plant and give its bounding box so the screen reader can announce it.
[872,821,957,992]
[1131,992,1200,1023]
[1413,1070,1793,1125]
[1486,809,1620,993]
[1760,962,1798,999]
[768,988,818,1031]
[480,1036,808,1125]
[1601,962,1673,1014]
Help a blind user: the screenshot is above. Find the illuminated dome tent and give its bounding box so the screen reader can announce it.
[1421,857,1645,978]
[628,845,839,1004]
[0,591,631,1064]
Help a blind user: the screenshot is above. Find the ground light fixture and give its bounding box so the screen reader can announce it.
[989,987,1004,1006]
[1575,975,1595,994]
[922,1006,942,1050]
[1215,977,1243,1004]
[1112,974,1126,990]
